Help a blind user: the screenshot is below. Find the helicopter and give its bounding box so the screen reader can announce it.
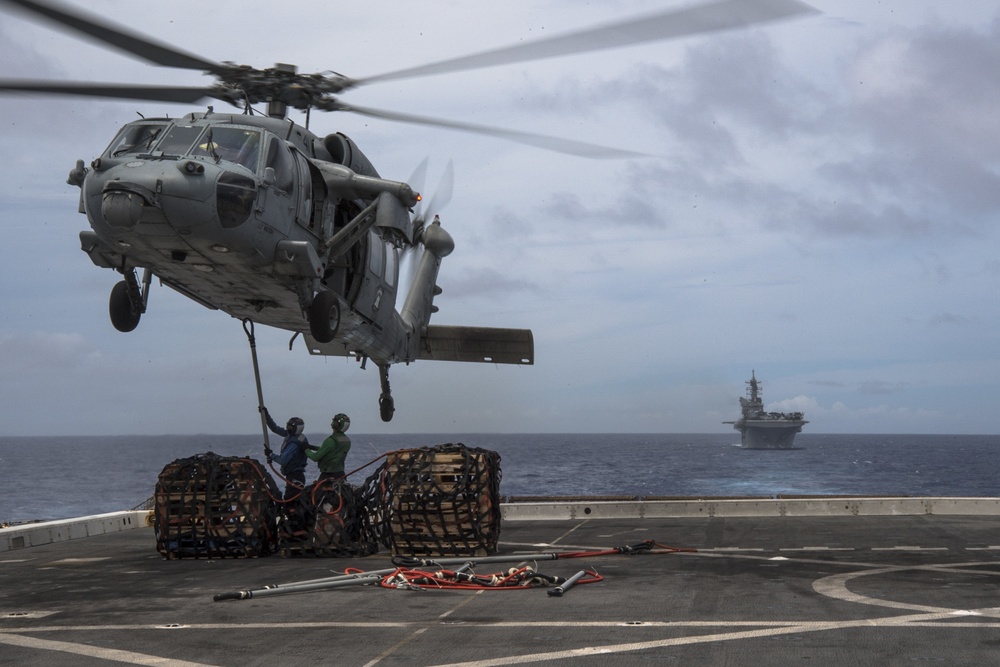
[0,0,814,423]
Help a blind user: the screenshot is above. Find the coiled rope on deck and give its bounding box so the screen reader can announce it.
[379,565,602,591]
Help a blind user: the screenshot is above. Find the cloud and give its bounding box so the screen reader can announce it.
[770,395,818,413]
[538,191,664,228]
[445,266,540,299]
[857,381,908,396]
[0,330,101,373]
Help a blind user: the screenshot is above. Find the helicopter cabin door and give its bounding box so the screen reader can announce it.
[352,234,398,325]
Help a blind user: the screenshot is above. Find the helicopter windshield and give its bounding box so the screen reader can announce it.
[106,122,168,157]
[191,127,262,172]
[156,124,205,157]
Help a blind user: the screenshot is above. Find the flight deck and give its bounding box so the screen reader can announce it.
[2,499,999,666]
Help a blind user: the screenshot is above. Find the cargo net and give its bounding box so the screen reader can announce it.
[275,479,378,558]
[154,452,280,559]
[360,444,502,557]
[154,444,501,559]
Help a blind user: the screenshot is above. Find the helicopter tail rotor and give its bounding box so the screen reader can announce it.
[411,160,454,243]
[399,160,453,301]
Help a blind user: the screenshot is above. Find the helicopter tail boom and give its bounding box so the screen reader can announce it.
[303,325,533,365]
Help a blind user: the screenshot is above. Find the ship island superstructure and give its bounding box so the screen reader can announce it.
[724,370,807,449]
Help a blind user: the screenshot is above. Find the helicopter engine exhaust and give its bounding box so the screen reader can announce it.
[315,163,419,209]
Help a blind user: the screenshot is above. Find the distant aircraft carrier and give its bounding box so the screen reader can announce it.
[725,370,808,449]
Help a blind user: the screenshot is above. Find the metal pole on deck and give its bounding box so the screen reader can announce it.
[392,552,561,568]
[242,318,271,457]
[547,570,587,597]
[214,568,398,601]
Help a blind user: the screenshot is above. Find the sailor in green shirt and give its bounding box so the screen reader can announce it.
[306,413,351,482]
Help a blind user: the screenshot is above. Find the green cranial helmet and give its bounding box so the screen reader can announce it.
[332,413,350,433]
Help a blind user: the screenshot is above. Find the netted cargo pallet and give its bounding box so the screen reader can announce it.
[361,443,502,557]
[276,480,378,557]
[154,453,280,559]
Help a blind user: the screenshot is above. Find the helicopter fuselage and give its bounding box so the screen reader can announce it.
[73,110,532,421]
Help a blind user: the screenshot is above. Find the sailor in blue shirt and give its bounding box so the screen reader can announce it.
[262,407,311,499]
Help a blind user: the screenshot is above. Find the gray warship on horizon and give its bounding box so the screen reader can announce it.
[724,371,808,449]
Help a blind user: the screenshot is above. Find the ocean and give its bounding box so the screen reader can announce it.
[2,433,999,523]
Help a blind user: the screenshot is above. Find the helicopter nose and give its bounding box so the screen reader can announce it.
[90,160,219,231]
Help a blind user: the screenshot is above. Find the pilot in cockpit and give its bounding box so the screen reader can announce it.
[194,130,260,171]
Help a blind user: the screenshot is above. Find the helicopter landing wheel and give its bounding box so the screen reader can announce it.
[109,280,141,332]
[309,291,340,343]
[379,393,395,422]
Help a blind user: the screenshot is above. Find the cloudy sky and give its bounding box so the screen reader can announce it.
[1,0,998,436]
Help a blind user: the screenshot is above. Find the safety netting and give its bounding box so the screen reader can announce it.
[154,452,280,559]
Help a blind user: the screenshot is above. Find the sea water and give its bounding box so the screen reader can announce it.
[1,433,998,523]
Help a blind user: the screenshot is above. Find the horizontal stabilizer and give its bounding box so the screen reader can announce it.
[304,336,353,357]
[418,325,533,364]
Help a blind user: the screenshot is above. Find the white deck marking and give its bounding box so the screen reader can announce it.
[0,632,220,666]
[0,611,57,619]
[814,561,1000,615]
[45,557,113,565]
[364,589,485,667]
[426,610,992,667]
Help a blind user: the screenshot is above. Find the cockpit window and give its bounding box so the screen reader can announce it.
[191,127,262,172]
[156,124,205,156]
[106,123,168,157]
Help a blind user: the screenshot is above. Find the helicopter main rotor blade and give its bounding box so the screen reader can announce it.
[0,80,223,104]
[351,0,816,87]
[2,0,223,73]
[337,103,648,159]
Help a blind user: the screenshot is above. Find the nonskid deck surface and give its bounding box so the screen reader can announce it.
[2,513,1000,666]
